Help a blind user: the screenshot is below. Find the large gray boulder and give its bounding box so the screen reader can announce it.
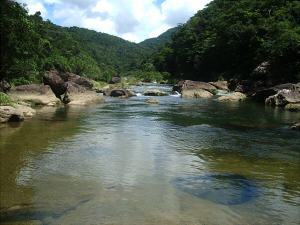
[265,85,300,106]
[173,80,217,94]
[64,81,105,105]
[215,92,247,102]
[144,89,169,96]
[252,83,299,103]
[181,89,213,99]
[102,86,135,98]
[0,106,24,123]
[7,84,59,106]
[109,76,121,84]
[43,70,67,98]
[209,81,229,91]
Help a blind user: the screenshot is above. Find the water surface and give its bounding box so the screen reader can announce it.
[1,84,299,224]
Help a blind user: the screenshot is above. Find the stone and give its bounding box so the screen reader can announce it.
[0,79,11,93]
[209,81,229,91]
[103,86,135,97]
[181,89,213,99]
[64,81,105,105]
[289,118,300,131]
[43,70,67,98]
[7,84,59,106]
[109,77,122,84]
[215,92,247,102]
[252,83,299,103]
[229,75,241,91]
[173,80,217,93]
[146,99,159,104]
[0,106,24,123]
[284,103,300,112]
[251,61,271,80]
[265,86,300,106]
[143,89,169,96]
[68,74,93,89]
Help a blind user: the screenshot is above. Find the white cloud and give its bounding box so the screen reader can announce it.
[21,0,212,43]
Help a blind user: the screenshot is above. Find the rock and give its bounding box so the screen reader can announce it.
[235,85,250,93]
[173,80,217,94]
[284,103,300,112]
[103,86,135,97]
[43,70,67,98]
[181,89,213,99]
[252,83,299,103]
[265,86,300,106]
[215,92,247,102]
[7,84,60,106]
[0,79,11,93]
[146,99,159,104]
[68,74,93,89]
[251,61,271,80]
[209,81,229,91]
[289,118,300,131]
[229,75,241,91]
[0,106,24,123]
[47,69,93,89]
[14,104,36,117]
[64,81,105,105]
[109,76,121,84]
[144,89,169,96]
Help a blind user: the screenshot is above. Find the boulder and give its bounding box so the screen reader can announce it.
[229,75,241,91]
[103,86,135,97]
[144,89,169,96]
[64,81,105,105]
[289,118,300,131]
[7,84,59,106]
[109,77,121,84]
[68,74,93,89]
[0,79,11,93]
[209,81,229,91]
[252,83,299,103]
[43,70,67,98]
[0,106,24,123]
[284,103,300,112]
[14,103,36,117]
[173,80,217,94]
[146,99,159,104]
[251,61,271,80]
[235,85,251,93]
[265,86,300,106]
[215,92,247,102]
[181,89,213,99]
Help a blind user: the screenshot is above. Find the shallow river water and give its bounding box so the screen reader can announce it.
[1,84,299,224]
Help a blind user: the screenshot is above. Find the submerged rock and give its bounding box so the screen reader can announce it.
[171,174,256,205]
[289,118,300,131]
[146,98,159,104]
[284,103,300,112]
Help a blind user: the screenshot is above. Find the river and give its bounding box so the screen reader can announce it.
[1,84,299,224]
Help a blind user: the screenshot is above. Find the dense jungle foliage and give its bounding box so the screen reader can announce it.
[153,0,300,82]
[1,0,299,86]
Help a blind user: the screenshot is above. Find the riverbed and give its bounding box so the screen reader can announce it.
[1,84,299,224]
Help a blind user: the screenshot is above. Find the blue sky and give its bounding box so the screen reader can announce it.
[21,0,212,43]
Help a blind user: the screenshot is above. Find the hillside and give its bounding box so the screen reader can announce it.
[139,27,178,49]
[153,0,300,82]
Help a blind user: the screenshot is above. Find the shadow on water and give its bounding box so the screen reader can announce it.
[171,173,257,205]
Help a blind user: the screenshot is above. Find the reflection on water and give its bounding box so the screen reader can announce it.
[0,84,299,224]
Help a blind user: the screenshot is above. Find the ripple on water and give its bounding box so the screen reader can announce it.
[171,173,257,205]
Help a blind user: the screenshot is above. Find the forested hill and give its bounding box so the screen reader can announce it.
[153,0,300,82]
[139,27,178,49]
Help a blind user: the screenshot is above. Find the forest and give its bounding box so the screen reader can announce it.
[1,0,299,86]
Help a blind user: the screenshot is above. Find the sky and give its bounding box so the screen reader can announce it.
[20,0,212,43]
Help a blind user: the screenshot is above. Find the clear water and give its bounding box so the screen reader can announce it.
[1,84,299,224]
